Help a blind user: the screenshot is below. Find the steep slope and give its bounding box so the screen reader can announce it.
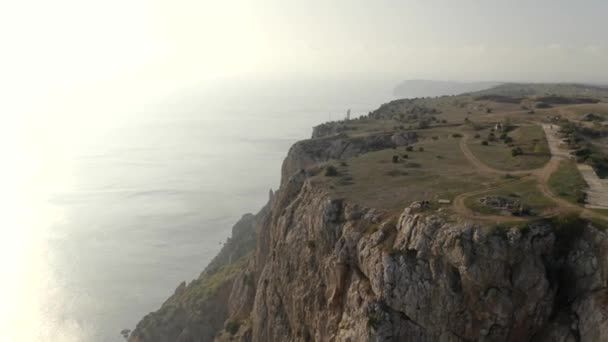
[130,134,608,342]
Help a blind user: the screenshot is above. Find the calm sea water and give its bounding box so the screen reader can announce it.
[0,80,395,341]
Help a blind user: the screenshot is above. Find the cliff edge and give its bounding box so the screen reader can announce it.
[130,85,608,341]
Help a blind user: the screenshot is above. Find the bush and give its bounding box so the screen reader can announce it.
[325,165,338,176]
[386,170,408,177]
[481,140,489,146]
[511,147,524,156]
[576,190,587,204]
[417,119,430,129]
[226,320,241,335]
[474,133,481,139]
[504,136,513,144]
[406,146,414,152]
[243,272,255,287]
[368,311,385,328]
[392,155,399,163]
[418,147,424,152]
[452,133,463,138]
[551,213,587,254]
[402,154,409,159]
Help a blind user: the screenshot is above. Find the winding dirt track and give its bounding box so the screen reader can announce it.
[453,124,607,222]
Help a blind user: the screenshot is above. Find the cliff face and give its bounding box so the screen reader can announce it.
[130,133,608,342]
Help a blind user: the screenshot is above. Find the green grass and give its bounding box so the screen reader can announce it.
[467,124,551,171]
[182,256,248,303]
[548,160,588,204]
[465,180,555,216]
[319,135,497,212]
[587,217,608,230]
[591,208,608,216]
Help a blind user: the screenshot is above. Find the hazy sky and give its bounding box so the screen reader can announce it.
[1,0,607,114]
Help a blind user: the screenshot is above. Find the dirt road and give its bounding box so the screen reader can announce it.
[454,124,607,222]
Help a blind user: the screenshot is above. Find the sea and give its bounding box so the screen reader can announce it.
[0,78,396,341]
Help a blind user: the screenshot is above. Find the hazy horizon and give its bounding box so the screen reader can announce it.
[1,1,608,341]
[3,0,608,120]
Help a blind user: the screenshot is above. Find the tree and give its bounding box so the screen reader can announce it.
[511,147,524,156]
[325,165,338,176]
[417,119,430,129]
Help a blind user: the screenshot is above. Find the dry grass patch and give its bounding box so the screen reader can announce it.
[468,124,551,171]
[319,137,496,211]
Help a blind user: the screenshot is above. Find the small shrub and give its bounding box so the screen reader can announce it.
[511,147,524,157]
[402,154,408,159]
[340,161,347,166]
[406,146,414,152]
[452,133,463,138]
[481,140,489,146]
[504,136,513,144]
[392,155,399,163]
[386,170,408,177]
[552,214,587,254]
[365,223,381,235]
[368,311,385,328]
[432,136,439,140]
[325,165,338,177]
[576,190,587,204]
[306,240,316,249]
[417,120,430,129]
[418,147,424,152]
[243,272,255,287]
[226,320,241,335]
[474,133,481,139]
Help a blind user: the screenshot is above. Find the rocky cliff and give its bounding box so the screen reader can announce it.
[130,127,608,342]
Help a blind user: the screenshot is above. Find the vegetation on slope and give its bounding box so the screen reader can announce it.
[468,124,551,171]
[548,161,588,204]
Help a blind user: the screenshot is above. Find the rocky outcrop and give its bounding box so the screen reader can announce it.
[128,207,263,342]
[281,132,417,183]
[130,131,608,342]
[312,122,352,139]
